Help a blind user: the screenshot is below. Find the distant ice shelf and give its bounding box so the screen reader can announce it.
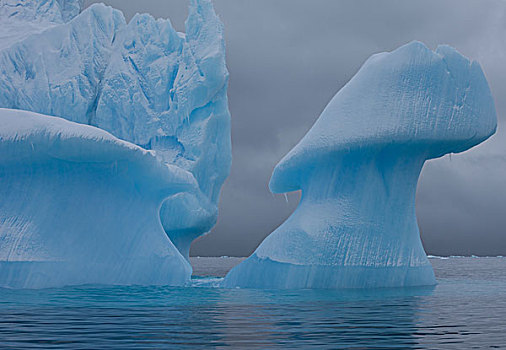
[224,41,497,289]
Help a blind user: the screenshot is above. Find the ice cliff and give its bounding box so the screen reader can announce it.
[224,42,497,289]
[0,0,231,288]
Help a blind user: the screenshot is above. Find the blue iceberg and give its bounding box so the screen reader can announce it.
[224,42,497,289]
[0,0,230,288]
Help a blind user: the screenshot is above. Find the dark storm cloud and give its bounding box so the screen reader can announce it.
[85,0,506,256]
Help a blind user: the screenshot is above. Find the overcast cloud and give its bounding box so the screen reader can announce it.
[85,0,506,256]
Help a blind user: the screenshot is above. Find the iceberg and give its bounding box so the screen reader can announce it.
[0,0,230,287]
[0,108,194,287]
[224,42,497,289]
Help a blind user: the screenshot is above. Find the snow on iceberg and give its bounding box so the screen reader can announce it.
[0,0,230,287]
[224,41,497,289]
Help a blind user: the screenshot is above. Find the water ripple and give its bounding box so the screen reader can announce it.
[0,257,504,348]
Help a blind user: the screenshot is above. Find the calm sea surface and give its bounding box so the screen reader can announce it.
[0,257,505,349]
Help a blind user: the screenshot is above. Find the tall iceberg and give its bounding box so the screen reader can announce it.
[224,42,497,289]
[0,0,231,288]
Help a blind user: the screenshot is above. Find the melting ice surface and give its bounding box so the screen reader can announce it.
[0,0,231,288]
[224,41,497,289]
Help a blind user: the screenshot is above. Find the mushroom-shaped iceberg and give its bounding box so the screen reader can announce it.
[224,41,497,289]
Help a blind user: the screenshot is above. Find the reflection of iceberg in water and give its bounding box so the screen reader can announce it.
[0,281,432,348]
[2,254,506,348]
[0,260,503,347]
[225,41,497,289]
[207,286,433,348]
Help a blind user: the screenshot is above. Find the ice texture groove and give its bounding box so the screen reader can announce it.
[224,41,497,289]
[0,0,230,287]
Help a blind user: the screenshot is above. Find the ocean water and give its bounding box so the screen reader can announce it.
[0,257,505,349]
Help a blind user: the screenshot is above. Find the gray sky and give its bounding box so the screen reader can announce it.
[86,0,506,256]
